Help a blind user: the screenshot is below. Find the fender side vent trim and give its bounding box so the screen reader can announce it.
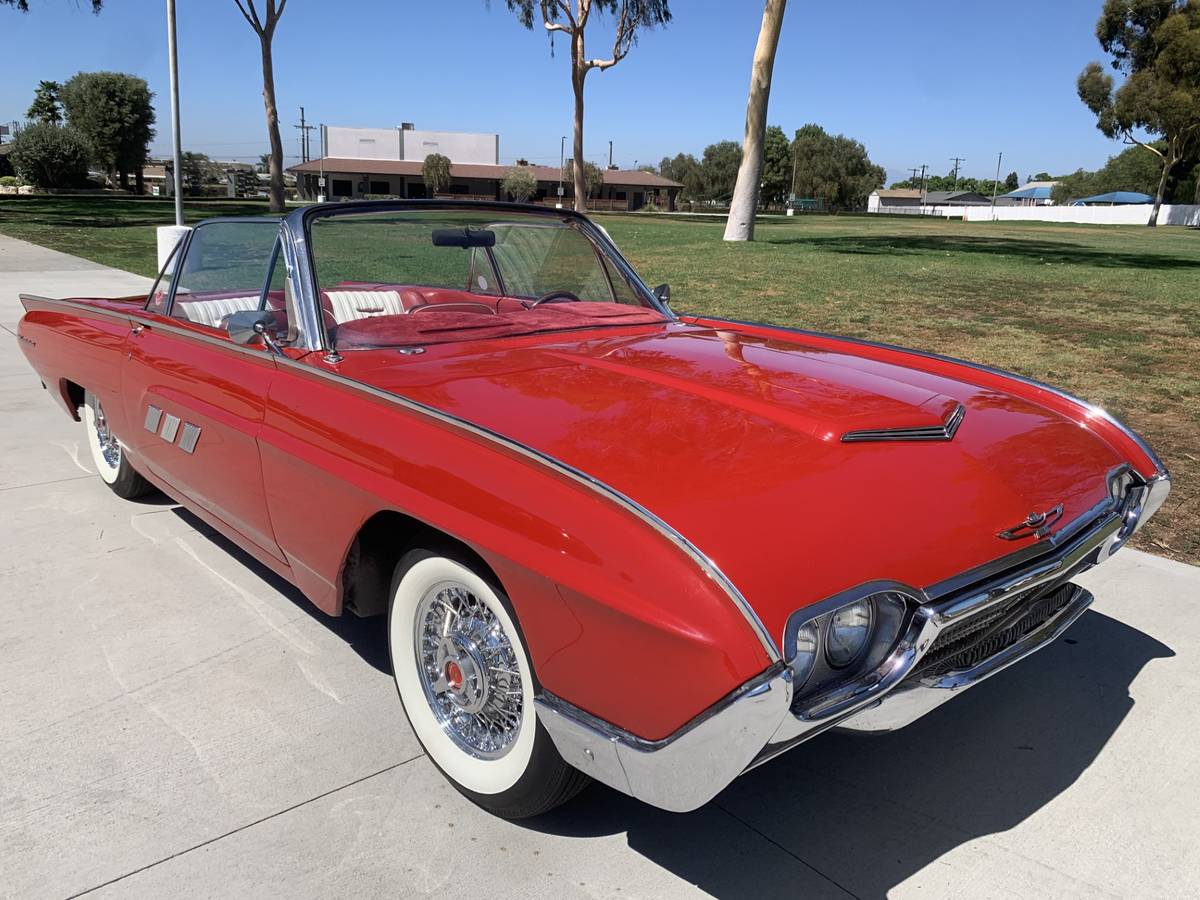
[842,403,965,443]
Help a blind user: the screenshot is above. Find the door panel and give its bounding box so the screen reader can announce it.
[123,319,285,561]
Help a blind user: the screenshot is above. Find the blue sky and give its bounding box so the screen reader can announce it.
[1,0,1130,184]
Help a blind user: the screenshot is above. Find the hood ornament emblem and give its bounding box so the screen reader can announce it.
[998,504,1064,541]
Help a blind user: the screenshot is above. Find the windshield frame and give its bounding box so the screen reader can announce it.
[297,200,676,352]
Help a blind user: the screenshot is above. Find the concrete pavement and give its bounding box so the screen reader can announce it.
[1,231,1198,899]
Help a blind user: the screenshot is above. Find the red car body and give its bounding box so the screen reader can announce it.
[16,202,1170,813]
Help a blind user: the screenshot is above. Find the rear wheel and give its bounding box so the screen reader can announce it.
[388,547,589,818]
[82,390,154,499]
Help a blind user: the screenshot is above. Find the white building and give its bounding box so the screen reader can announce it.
[322,124,500,166]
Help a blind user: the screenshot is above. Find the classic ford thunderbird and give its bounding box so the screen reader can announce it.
[17,202,1170,818]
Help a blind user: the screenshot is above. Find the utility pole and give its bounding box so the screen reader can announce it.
[295,106,314,164]
[907,167,920,186]
[166,0,183,225]
[950,156,965,190]
[608,140,613,169]
[919,164,929,204]
[990,151,1003,219]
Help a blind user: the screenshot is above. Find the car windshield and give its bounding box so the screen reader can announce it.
[308,208,669,350]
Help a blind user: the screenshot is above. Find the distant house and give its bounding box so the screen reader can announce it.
[867,189,922,211]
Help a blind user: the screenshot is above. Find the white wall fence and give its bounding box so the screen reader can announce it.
[871,203,1200,226]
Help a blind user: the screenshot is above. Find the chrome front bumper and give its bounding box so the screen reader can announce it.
[535,473,1165,813]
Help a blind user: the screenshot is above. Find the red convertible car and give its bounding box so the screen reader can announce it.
[17,201,1170,818]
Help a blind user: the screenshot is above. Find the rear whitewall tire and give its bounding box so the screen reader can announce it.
[388,547,589,818]
[82,391,154,499]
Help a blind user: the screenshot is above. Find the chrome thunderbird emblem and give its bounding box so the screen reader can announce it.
[997,504,1064,541]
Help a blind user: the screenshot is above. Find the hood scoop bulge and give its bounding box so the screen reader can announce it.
[841,402,965,443]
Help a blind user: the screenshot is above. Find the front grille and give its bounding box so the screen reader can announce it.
[910,582,1078,680]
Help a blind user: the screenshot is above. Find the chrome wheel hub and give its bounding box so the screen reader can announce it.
[414,582,523,759]
[90,397,121,469]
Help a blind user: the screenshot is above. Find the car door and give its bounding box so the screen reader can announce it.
[123,219,287,564]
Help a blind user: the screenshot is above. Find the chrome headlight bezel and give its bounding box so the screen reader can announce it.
[825,597,875,668]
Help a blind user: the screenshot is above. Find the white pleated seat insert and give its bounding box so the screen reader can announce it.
[175,295,263,329]
[325,290,406,323]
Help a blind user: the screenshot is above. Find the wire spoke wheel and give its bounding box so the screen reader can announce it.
[415,581,524,759]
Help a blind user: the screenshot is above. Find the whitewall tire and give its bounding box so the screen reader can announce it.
[82,390,154,499]
[388,546,589,818]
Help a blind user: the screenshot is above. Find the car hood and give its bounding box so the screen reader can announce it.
[335,322,1128,644]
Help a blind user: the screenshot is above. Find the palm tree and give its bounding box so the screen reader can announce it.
[234,0,288,212]
[724,0,787,242]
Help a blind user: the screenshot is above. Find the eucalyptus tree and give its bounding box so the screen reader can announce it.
[234,0,289,212]
[1077,0,1200,224]
[724,0,787,241]
[499,0,671,212]
[423,153,452,197]
[2,1,102,9]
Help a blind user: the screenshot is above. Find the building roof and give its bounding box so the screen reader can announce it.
[923,190,993,204]
[1071,191,1153,205]
[1004,181,1058,200]
[872,188,922,198]
[288,157,682,188]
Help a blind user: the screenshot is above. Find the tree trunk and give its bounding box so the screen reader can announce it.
[259,33,286,213]
[1149,154,1176,227]
[571,32,588,214]
[724,0,787,242]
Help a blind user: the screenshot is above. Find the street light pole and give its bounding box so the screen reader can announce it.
[166,0,183,226]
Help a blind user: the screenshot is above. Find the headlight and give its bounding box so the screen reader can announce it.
[826,598,874,667]
[790,621,820,687]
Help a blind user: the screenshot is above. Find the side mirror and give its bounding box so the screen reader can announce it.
[653,283,671,303]
[226,309,282,354]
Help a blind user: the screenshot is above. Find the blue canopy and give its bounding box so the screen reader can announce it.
[1071,191,1154,205]
[1003,185,1053,200]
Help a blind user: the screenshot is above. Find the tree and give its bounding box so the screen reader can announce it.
[502,164,538,202]
[500,0,671,213]
[423,153,452,196]
[9,122,90,188]
[3,0,101,9]
[1005,171,1020,191]
[697,140,742,201]
[180,152,220,196]
[761,124,791,204]
[60,71,155,193]
[26,81,63,125]
[257,152,271,173]
[560,158,604,197]
[1052,141,1189,202]
[658,152,701,198]
[234,0,289,213]
[724,0,787,241]
[1077,0,1200,224]
[789,123,885,211]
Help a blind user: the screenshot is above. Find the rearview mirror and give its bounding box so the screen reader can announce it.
[226,309,281,354]
[432,227,496,249]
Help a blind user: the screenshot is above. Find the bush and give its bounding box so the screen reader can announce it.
[501,165,538,202]
[0,175,18,187]
[9,123,91,189]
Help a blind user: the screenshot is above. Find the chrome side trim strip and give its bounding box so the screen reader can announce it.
[696,315,1168,477]
[179,422,201,454]
[143,405,163,433]
[271,353,781,662]
[23,295,778,660]
[841,402,965,443]
[159,413,181,443]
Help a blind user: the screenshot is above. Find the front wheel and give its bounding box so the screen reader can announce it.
[82,390,154,499]
[388,547,589,818]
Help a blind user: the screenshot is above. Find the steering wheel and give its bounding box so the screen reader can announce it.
[530,290,581,307]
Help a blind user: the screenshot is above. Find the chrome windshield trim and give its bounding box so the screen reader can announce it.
[841,402,964,443]
[693,315,1168,478]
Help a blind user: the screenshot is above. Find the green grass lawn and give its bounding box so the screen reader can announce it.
[1,195,1196,564]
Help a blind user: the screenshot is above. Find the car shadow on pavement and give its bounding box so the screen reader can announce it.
[170,507,392,675]
[526,610,1172,899]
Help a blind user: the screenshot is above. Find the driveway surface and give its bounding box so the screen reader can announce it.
[1,232,1197,899]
